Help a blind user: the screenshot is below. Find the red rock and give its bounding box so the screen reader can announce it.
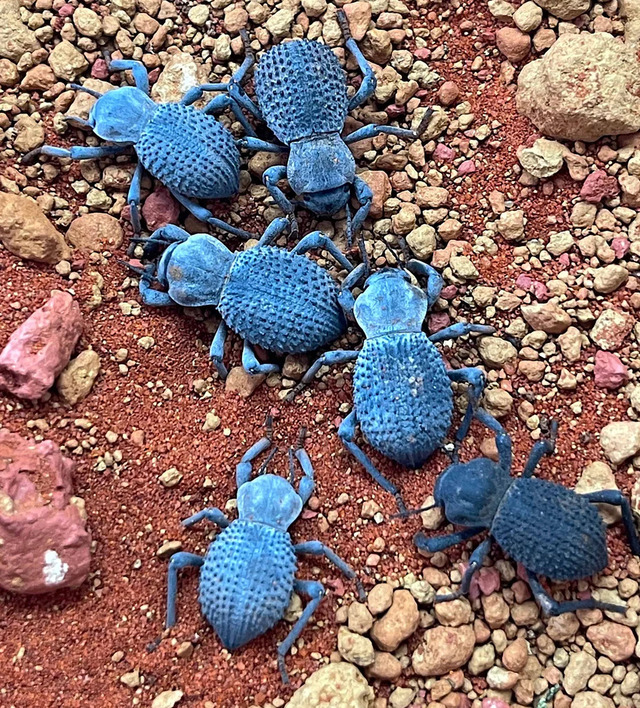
[58,3,74,17]
[438,80,460,106]
[358,170,391,218]
[594,351,629,390]
[428,312,450,333]
[586,621,636,661]
[0,429,91,594]
[434,143,456,161]
[468,566,501,599]
[457,160,476,175]
[580,170,620,203]
[415,48,431,61]
[611,237,630,258]
[142,186,180,231]
[0,291,83,400]
[91,58,109,80]
[496,27,531,62]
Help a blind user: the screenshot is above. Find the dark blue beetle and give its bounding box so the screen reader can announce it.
[203,11,433,243]
[289,261,494,512]
[166,421,365,683]
[415,411,640,616]
[131,217,356,379]
[23,49,255,238]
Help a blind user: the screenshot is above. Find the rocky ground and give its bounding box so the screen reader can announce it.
[1,0,640,707]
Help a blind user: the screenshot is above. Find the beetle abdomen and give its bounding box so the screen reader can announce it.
[353,332,453,468]
[137,103,240,199]
[492,478,608,581]
[254,40,349,144]
[219,247,346,354]
[199,520,297,650]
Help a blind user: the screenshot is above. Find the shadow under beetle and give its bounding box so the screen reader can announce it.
[23,49,255,239]
[165,420,365,683]
[414,410,640,616]
[288,261,495,513]
[209,10,433,244]
[130,217,357,379]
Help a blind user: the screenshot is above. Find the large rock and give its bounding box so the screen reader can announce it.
[56,349,101,405]
[586,622,636,661]
[0,0,40,62]
[599,422,640,465]
[411,624,476,676]
[151,52,209,103]
[0,429,91,594]
[369,589,419,651]
[533,0,591,19]
[358,170,391,218]
[48,40,89,81]
[0,292,83,400]
[0,193,70,264]
[574,461,621,524]
[66,213,123,253]
[521,302,571,333]
[517,33,640,142]
[286,662,375,708]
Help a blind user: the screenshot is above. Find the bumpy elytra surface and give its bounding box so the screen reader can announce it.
[199,520,297,649]
[254,40,349,144]
[219,246,346,353]
[353,333,453,468]
[136,103,240,199]
[492,478,608,581]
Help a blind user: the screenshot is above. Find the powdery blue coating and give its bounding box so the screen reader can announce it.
[199,520,297,650]
[353,332,453,468]
[492,478,608,581]
[137,103,240,199]
[219,246,347,353]
[254,40,349,144]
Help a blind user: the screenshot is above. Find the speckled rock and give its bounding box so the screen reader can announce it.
[48,40,89,81]
[0,193,70,264]
[586,621,636,661]
[338,627,375,666]
[574,461,621,524]
[285,662,375,708]
[412,625,476,676]
[599,422,640,465]
[521,302,571,333]
[0,292,83,400]
[594,351,629,390]
[518,138,565,178]
[56,350,101,406]
[563,651,597,696]
[0,429,91,594]
[517,33,640,142]
[590,309,634,351]
[142,186,180,231]
[370,590,419,651]
[358,171,391,218]
[0,0,40,62]
[151,51,209,103]
[534,0,591,19]
[66,214,124,254]
[571,693,614,708]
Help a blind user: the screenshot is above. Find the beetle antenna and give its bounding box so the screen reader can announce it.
[264,413,274,442]
[357,235,370,278]
[415,107,435,137]
[69,83,104,99]
[390,502,438,520]
[257,445,278,475]
[288,447,295,484]
[396,236,411,265]
[118,259,158,282]
[296,426,307,451]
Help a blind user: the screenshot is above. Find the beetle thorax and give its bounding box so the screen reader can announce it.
[89,86,157,144]
[237,476,303,530]
[354,270,430,338]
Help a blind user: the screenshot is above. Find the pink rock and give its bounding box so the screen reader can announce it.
[414,48,431,61]
[387,104,405,119]
[580,170,620,203]
[142,186,180,231]
[467,565,501,600]
[0,429,91,594]
[612,237,630,258]
[516,274,533,290]
[438,80,460,106]
[91,59,109,80]
[516,274,550,301]
[495,27,531,62]
[594,350,629,390]
[0,291,83,400]
[440,285,458,299]
[558,253,571,267]
[58,3,74,17]
[482,699,510,708]
[428,312,450,333]
[457,159,476,175]
[433,143,456,161]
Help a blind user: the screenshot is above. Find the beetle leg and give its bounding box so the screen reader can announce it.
[106,58,150,94]
[292,438,315,504]
[237,137,287,153]
[580,490,640,557]
[526,570,626,616]
[165,552,204,628]
[201,93,257,138]
[339,263,368,320]
[446,367,486,453]
[337,10,377,112]
[294,541,365,601]
[475,409,512,473]
[339,409,407,514]
[277,580,325,684]
[344,124,425,145]
[256,216,291,247]
[414,527,485,553]
[521,437,557,478]
[263,166,296,219]
[182,507,230,529]
[241,339,279,376]
[291,231,355,272]
[169,189,254,240]
[139,268,174,307]
[286,349,359,401]
[209,320,229,381]
[429,322,495,343]
[434,537,492,603]
[406,259,444,308]
[348,177,373,245]
[236,423,275,489]
[127,162,144,234]
[22,144,130,164]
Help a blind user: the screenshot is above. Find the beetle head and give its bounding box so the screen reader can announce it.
[353,269,429,338]
[237,475,302,531]
[433,457,511,528]
[89,86,156,144]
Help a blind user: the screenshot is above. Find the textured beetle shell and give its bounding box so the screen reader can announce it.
[219,246,347,354]
[254,40,349,144]
[353,332,453,468]
[136,103,240,199]
[492,477,608,581]
[199,520,297,650]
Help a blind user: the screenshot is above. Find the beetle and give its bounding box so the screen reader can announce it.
[165,420,365,683]
[129,217,357,379]
[414,410,640,616]
[23,48,255,239]
[208,10,433,244]
[288,261,495,512]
